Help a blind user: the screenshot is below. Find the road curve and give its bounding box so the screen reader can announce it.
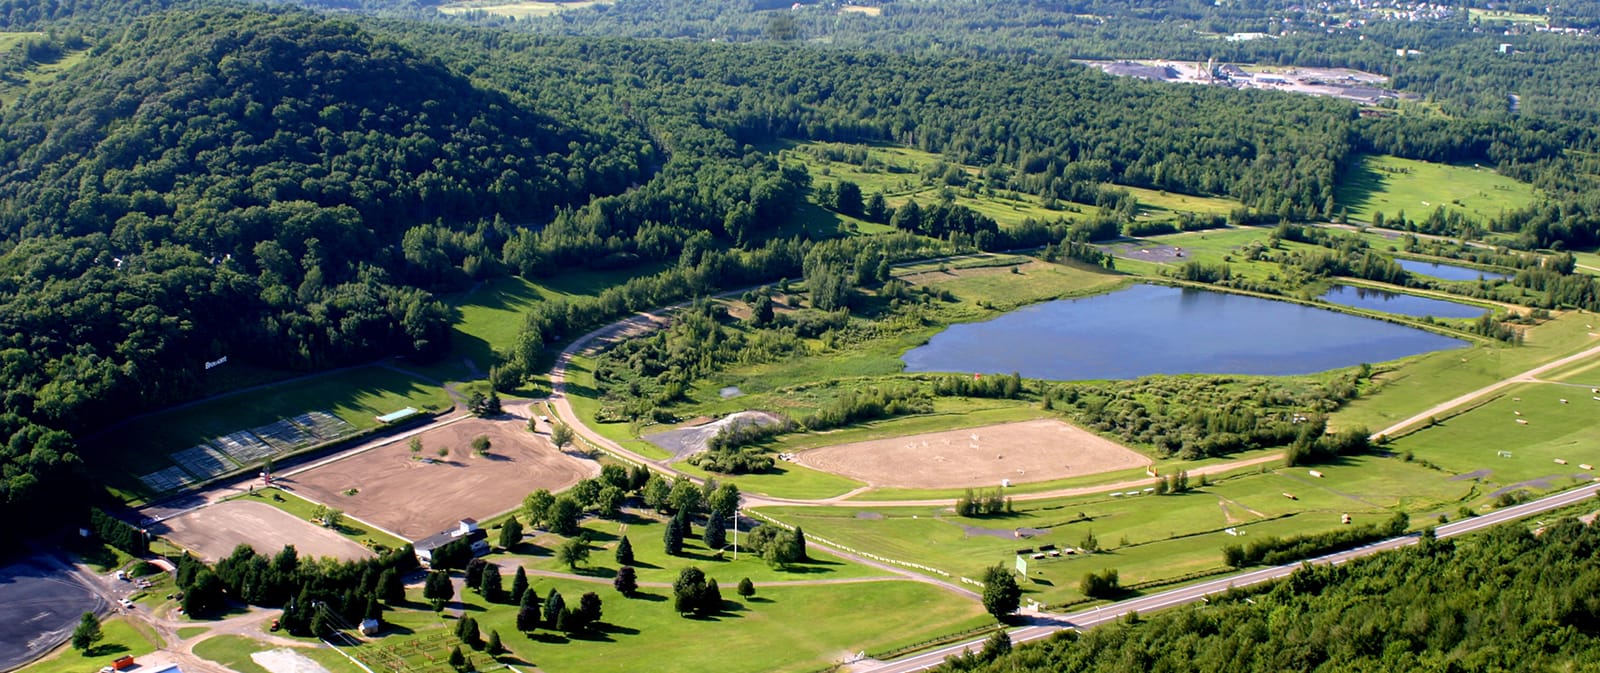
[860,481,1600,673]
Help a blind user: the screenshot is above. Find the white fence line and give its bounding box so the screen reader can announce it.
[745,510,956,578]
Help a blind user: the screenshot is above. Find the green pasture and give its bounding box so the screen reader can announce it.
[16,618,162,673]
[502,509,884,586]
[1335,154,1539,225]
[0,31,43,50]
[225,487,407,552]
[95,364,448,491]
[1568,248,1600,276]
[1386,382,1600,490]
[760,456,1466,603]
[1333,311,1600,432]
[1544,355,1600,384]
[376,577,989,673]
[906,258,1128,313]
[1114,184,1243,218]
[435,0,616,19]
[426,266,667,384]
[1467,8,1546,23]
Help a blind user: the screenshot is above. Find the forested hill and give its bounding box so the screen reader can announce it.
[937,519,1600,672]
[0,6,655,476]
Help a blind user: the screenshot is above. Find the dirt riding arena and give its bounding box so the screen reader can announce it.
[794,419,1151,489]
[285,417,598,540]
[156,500,373,563]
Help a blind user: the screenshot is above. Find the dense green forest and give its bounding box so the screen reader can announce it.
[935,518,1600,672]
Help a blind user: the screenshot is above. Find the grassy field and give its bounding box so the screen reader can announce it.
[435,0,614,18]
[1467,8,1546,23]
[17,618,162,673]
[95,364,449,488]
[227,487,409,551]
[758,455,1471,604]
[1385,382,1600,490]
[1569,248,1600,276]
[1332,310,1600,432]
[424,266,669,386]
[1335,154,1540,224]
[780,141,1241,230]
[369,578,989,673]
[1116,184,1243,218]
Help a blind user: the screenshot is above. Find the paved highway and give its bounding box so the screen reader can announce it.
[862,481,1600,673]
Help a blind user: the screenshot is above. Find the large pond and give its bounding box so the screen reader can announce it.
[1397,259,1510,282]
[901,284,1467,380]
[1319,284,1487,319]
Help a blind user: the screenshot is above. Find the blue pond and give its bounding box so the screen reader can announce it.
[1319,285,1487,319]
[1397,259,1510,282]
[901,284,1467,380]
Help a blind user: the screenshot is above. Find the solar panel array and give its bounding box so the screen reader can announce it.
[137,410,358,494]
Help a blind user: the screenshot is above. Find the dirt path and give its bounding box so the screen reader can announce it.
[1370,341,1600,440]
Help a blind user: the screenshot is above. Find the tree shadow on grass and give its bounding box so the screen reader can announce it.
[1334,157,1387,217]
[528,632,569,644]
[88,643,130,658]
[594,621,640,637]
[628,591,667,603]
[572,566,617,579]
[745,596,773,603]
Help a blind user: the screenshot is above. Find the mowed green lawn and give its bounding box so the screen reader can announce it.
[1333,310,1600,432]
[377,577,989,673]
[1335,154,1539,224]
[757,456,1467,604]
[1386,382,1600,489]
[96,364,449,487]
[427,266,668,384]
[497,508,887,586]
[17,618,161,673]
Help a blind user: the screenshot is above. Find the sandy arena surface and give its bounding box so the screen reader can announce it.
[156,500,372,563]
[253,647,333,673]
[284,417,598,540]
[795,419,1151,489]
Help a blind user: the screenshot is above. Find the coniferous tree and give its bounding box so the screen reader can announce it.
[510,566,529,605]
[615,535,635,565]
[516,587,540,631]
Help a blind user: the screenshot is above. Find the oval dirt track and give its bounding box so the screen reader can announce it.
[795,419,1151,490]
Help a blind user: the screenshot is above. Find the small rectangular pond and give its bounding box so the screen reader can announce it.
[1319,285,1488,319]
[901,284,1467,381]
[1397,259,1510,282]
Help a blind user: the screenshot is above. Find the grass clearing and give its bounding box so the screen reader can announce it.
[1332,310,1600,432]
[375,577,989,673]
[17,618,161,673]
[435,0,615,19]
[761,456,1471,603]
[1335,154,1539,225]
[1114,184,1243,219]
[1386,382,1600,490]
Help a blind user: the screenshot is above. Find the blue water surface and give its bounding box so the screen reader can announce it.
[901,284,1467,380]
[1397,259,1510,282]
[1319,285,1487,319]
